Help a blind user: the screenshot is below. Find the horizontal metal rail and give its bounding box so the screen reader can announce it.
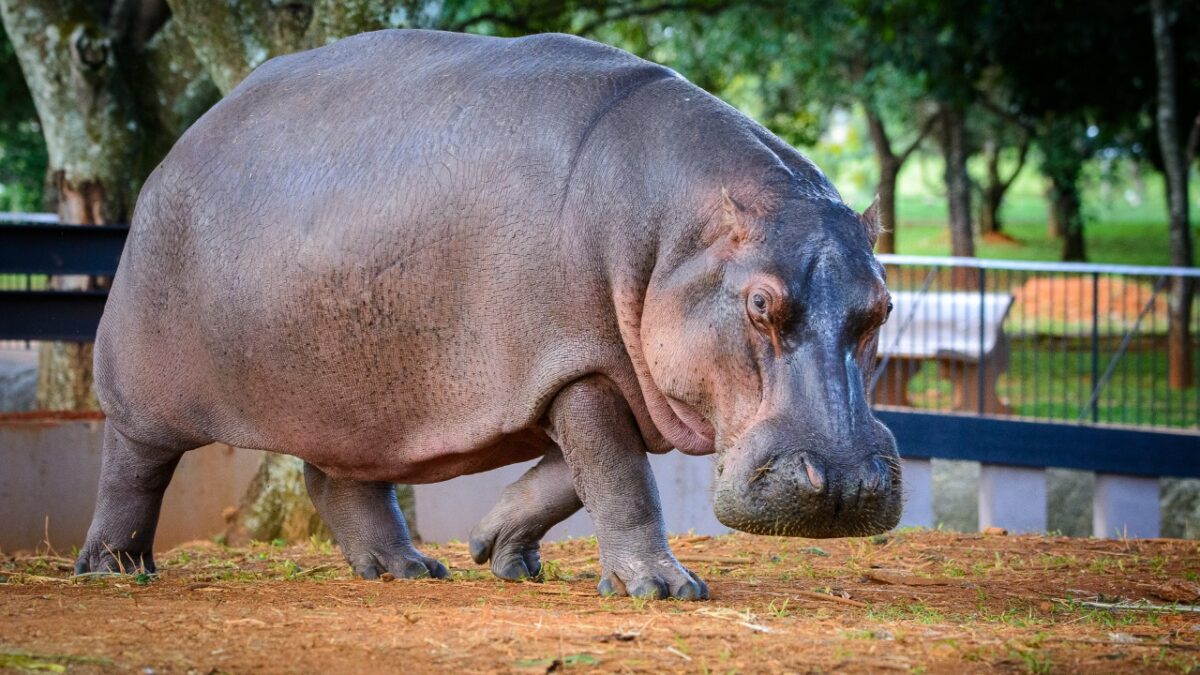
[877,253,1200,278]
[0,212,59,223]
[877,409,1200,478]
[0,290,109,341]
[0,223,129,276]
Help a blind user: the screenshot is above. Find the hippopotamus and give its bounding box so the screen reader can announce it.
[77,29,901,600]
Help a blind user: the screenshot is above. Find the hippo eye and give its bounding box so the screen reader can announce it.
[745,281,784,329]
[746,289,776,327]
[886,300,894,315]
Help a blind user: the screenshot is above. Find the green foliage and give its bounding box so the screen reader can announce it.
[2,0,1194,264]
[0,27,47,212]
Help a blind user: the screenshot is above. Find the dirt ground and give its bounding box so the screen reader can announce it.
[2,531,1198,673]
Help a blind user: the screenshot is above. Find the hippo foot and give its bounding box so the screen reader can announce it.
[346,547,448,580]
[597,557,709,601]
[468,525,543,581]
[74,543,156,576]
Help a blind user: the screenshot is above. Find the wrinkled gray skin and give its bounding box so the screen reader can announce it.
[77,30,901,599]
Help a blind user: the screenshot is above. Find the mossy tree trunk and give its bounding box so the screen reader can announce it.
[1,0,217,411]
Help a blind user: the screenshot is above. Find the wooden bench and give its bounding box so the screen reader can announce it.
[873,291,1015,414]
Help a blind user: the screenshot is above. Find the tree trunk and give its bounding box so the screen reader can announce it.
[1,0,144,411]
[875,162,900,254]
[980,133,1030,238]
[1045,183,1063,239]
[980,188,1002,236]
[864,106,933,255]
[938,105,975,258]
[935,104,975,288]
[1038,118,1088,261]
[980,139,1001,235]
[1151,0,1194,390]
[1051,178,1086,262]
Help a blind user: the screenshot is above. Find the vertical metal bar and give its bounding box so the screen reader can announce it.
[1091,272,1100,423]
[1033,270,1040,419]
[1149,286,1156,427]
[1136,284,1144,426]
[978,266,986,415]
[1119,276,1127,424]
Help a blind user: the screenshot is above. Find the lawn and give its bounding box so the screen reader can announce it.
[2,532,1197,673]
[882,157,1200,266]
[900,341,1200,429]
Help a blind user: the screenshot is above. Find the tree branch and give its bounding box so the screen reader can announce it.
[999,134,1031,193]
[897,114,937,167]
[863,104,895,165]
[978,93,1035,135]
[576,0,731,37]
[0,0,140,214]
[450,11,535,34]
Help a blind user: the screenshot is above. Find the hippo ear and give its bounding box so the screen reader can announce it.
[720,187,750,245]
[860,195,882,248]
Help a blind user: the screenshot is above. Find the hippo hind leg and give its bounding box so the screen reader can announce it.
[75,422,189,575]
[469,447,582,581]
[302,462,448,580]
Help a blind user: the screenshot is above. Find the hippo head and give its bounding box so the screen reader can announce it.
[641,189,901,538]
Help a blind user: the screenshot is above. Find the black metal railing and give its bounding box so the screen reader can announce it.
[874,254,1200,432]
[0,222,127,342]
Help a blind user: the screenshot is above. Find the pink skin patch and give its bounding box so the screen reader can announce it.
[613,283,720,456]
[664,396,716,447]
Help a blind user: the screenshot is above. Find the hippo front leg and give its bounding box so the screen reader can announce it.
[547,376,709,601]
[303,463,447,580]
[469,448,582,581]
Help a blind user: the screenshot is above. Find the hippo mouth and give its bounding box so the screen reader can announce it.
[664,396,715,445]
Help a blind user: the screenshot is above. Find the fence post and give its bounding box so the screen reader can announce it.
[978,267,986,415]
[898,458,934,529]
[1091,272,1100,423]
[1092,474,1160,538]
[978,464,1046,533]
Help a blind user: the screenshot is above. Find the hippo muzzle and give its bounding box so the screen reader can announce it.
[711,415,902,538]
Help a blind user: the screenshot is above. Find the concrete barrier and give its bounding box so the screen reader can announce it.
[12,417,1090,554]
[0,417,261,553]
[413,452,729,543]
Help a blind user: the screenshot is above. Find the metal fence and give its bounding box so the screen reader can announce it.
[873,254,1200,432]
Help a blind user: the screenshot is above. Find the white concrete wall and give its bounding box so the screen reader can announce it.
[899,458,934,529]
[0,419,261,553]
[413,452,729,543]
[979,464,1046,533]
[1094,474,1160,538]
[0,418,1171,552]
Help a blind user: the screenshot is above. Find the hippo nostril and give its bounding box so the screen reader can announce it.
[864,467,883,493]
[801,454,826,492]
[870,455,896,494]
